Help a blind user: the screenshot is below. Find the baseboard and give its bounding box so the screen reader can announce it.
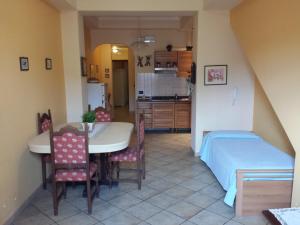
[3,184,42,225]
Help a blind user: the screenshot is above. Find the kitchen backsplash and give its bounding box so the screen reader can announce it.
[137,73,189,97]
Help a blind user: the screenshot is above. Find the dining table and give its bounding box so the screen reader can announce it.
[28,122,134,186]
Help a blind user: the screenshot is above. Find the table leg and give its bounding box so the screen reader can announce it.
[99,153,118,186]
[82,153,118,197]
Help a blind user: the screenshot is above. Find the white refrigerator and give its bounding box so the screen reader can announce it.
[87,83,107,110]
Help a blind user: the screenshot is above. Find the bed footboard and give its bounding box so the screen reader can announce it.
[236,169,293,216]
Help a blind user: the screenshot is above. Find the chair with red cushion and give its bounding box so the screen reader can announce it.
[108,114,145,189]
[37,109,52,189]
[50,124,99,215]
[94,106,112,122]
[88,105,112,122]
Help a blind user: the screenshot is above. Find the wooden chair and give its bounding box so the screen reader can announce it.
[88,105,112,122]
[108,114,145,189]
[37,109,52,189]
[49,124,99,215]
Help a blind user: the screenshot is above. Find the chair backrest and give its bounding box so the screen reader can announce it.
[94,106,112,122]
[49,124,90,173]
[37,109,52,134]
[137,114,145,153]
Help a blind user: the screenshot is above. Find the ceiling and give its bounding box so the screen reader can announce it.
[84,15,194,30]
[203,0,243,10]
[46,0,244,12]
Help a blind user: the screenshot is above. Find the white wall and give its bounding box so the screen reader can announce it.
[192,10,254,154]
[61,11,84,122]
[137,73,189,97]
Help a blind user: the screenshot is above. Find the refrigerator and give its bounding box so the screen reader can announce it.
[87,83,107,110]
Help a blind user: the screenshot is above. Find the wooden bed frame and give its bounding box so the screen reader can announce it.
[202,131,294,216]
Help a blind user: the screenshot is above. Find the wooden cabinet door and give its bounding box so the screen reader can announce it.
[175,103,191,128]
[152,103,174,128]
[177,51,192,77]
[154,51,178,67]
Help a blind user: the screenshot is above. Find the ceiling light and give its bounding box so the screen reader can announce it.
[112,46,118,53]
[144,36,156,43]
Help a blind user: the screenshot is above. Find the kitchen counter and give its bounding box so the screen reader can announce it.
[137,96,191,103]
[136,97,191,130]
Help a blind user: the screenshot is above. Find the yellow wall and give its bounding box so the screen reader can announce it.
[61,11,84,122]
[231,0,300,206]
[253,78,294,156]
[0,0,66,223]
[111,47,128,61]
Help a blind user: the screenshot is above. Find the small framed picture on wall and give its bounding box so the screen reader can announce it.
[45,58,52,70]
[204,65,228,85]
[19,57,29,71]
[80,57,87,76]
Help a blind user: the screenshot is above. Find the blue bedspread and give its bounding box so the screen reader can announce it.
[200,131,294,207]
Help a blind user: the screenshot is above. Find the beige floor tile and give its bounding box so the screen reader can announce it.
[126,201,161,220]
[185,192,218,208]
[146,211,185,225]
[91,202,121,221]
[166,201,202,219]
[206,200,235,219]
[163,185,195,199]
[102,212,140,225]
[189,210,229,225]
[57,212,98,225]
[146,193,178,209]
[109,193,142,209]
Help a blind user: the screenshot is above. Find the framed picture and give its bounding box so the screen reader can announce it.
[45,58,52,70]
[80,57,87,76]
[19,57,29,71]
[204,65,228,85]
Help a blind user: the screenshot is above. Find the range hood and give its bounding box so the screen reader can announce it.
[154,67,177,73]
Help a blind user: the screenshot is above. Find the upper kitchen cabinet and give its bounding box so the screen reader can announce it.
[177,51,192,77]
[154,50,192,77]
[154,51,178,69]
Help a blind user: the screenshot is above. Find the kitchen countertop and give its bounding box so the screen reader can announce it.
[137,96,191,103]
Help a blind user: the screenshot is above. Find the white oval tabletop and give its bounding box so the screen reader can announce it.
[28,122,134,154]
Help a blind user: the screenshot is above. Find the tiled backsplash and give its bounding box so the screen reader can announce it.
[137,73,189,97]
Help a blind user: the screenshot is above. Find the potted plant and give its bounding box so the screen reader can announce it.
[82,111,96,132]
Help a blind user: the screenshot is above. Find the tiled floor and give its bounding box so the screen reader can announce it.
[12,133,269,225]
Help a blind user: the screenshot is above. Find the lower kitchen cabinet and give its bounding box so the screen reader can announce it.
[152,103,175,128]
[137,101,191,130]
[174,103,191,128]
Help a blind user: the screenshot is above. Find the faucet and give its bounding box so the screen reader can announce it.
[174,93,178,100]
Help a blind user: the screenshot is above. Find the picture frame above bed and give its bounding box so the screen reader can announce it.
[204,65,227,85]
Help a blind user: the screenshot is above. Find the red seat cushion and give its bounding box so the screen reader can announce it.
[41,119,51,132]
[95,111,111,122]
[110,147,143,162]
[55,162,97,182]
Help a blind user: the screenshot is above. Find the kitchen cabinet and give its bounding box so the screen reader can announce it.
[154,51,178,68]
[177,51,192,77]
[174,102,191,128]
[136,100,191,130]
[154,51,192,77]
[136,102,152,128]
[152,103,175,128]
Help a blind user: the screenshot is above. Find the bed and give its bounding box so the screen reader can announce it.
[200,131,294,216]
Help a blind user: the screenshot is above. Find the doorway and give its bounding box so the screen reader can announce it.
[112,60,134,122]
[113,60,129,107]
